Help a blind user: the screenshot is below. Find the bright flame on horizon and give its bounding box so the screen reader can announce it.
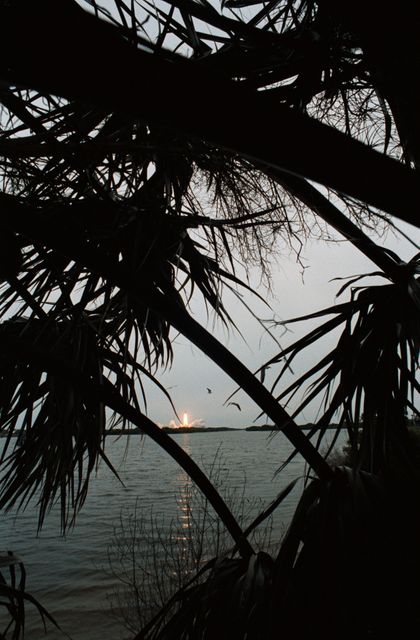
[164,417,204,429]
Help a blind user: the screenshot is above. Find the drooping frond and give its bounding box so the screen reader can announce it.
[266,257,420,473]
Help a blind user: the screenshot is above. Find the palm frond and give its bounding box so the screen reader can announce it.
[1,1,419,226]
[0,320,256,556]
[137,465,420,639]
[269,264,420,473]
[0,550,58,639]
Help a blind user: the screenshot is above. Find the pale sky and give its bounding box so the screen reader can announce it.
[66,3,420,429]
[141,220,420,429]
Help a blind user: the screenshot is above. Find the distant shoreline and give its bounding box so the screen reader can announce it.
[103,421,420,435]
[106,426,238,435]
[2,423,419,438]
[104,424,339,435]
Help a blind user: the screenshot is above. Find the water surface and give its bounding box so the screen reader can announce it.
[0,430,343,639]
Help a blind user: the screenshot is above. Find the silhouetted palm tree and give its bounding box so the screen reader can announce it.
[0,1,418,638]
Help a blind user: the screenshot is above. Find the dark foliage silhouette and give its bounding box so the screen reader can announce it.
[0,1,418,637]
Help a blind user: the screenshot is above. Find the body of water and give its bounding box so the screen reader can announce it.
[0,430,344,639]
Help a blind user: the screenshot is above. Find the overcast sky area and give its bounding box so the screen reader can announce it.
[142,219,420,429]
[74,1,420,430]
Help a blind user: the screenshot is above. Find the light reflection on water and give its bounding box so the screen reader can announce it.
[175,435,193,550]
[0,430,345,639]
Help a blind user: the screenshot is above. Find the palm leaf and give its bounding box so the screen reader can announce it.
[0,550,58,639]
[269,267,420,473]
